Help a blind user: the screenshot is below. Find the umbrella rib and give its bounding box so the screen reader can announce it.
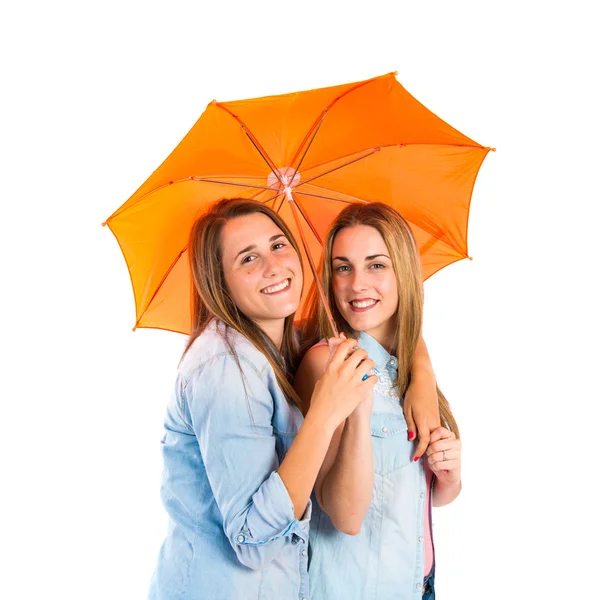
[296,147,381,189]
[299,142,489,185]
[301,183,370,203]
[215,103,283,185]
[193,177,274,192]
[289,73,393,167]
[294,142,491,192]
[134,245,188,331]
[106,177,273,223]
[275,195,286,214]
[291,195,323,245]
[288,117,326,185]
[195,174,268,179]
[294,190,367,205]
[260,190,285,205]
[418,228,466,259]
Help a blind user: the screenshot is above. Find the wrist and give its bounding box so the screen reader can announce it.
[304,405,338,439]
[345,406,372,429]
[347,401,372,422]
[435,476,462,488]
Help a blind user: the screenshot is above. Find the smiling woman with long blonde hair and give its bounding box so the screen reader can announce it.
[297,202,462,600]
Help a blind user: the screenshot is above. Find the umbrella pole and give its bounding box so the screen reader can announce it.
[287,189,339,339]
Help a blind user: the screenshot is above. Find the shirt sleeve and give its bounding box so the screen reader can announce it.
[185,352,310,570]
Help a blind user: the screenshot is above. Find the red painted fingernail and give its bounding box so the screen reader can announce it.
[408,431,415,440]
[414,456,420,462]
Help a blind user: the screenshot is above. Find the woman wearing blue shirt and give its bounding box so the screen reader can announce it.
[296,202,462,600]
[148,198,378,600]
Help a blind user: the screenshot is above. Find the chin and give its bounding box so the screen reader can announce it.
[341,316,366,333]
[343,313,382,333]
[273,302,300,320]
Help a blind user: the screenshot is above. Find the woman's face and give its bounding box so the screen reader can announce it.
[331,224,399,349]
[221,212,302,338]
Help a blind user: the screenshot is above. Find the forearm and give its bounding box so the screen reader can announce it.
[432,479,462,507]
[412,337,436,383]
[321,409,374,534]
[278,408,336,519]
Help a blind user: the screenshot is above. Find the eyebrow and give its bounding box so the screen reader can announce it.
[332,254,390,262]
[235,234,286,259]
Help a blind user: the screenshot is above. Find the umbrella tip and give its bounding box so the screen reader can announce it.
[487,147,497,152]
[102,221,107,227]
[132,325,137,332]
[467,256,473,261]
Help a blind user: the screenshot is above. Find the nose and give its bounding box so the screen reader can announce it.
[262,253,282,278]
[350,270,368,293]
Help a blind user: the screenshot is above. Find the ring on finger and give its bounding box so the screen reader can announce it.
[442,450,448,461]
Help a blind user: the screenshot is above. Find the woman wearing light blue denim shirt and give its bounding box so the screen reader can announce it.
[297,203,463,600]
[148,198,377,600]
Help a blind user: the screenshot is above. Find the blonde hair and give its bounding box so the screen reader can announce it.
[184,198,303,412]
[301,202,459,436]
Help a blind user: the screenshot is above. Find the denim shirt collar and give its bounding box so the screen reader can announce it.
[356,331,398,372]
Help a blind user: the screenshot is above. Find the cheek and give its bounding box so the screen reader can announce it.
[380,276,399,309]
[288,256,299,270]
[226,271,257,305]
[332,277,347,306]
[283,254,303,287]
[284,252,301,272]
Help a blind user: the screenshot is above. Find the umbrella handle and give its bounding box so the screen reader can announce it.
[287,193,339,339]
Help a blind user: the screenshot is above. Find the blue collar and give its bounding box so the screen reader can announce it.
[356,331,397,371]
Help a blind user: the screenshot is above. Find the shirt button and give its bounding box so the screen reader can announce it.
[382,426,389,433]
[302,549,307,556]
[419,536,424,542]
[416,583,422,590]
[420,492,425,498]
[236,534,245,543]
[389,358,397,366]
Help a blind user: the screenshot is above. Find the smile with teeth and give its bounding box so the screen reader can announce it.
[350,299,378,309]
[261,278,291,294]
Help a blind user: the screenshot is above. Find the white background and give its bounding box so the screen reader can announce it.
[2,1,599,599]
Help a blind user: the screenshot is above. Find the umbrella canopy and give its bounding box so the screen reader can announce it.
[104,72,492,334]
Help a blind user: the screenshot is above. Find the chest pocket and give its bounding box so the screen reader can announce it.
[273,428,297,461]
[272,398,303,461]
[370,412,412,475]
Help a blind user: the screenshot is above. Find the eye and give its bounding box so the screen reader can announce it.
[272,242,286,251]
[370,263,385,269]
[335,264,351,272]
[241,254,257,264]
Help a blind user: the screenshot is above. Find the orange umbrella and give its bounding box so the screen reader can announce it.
[104,72,493,334]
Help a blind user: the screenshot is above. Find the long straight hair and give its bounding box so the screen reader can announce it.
[183,197,304,411]
[301,202,459,436]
